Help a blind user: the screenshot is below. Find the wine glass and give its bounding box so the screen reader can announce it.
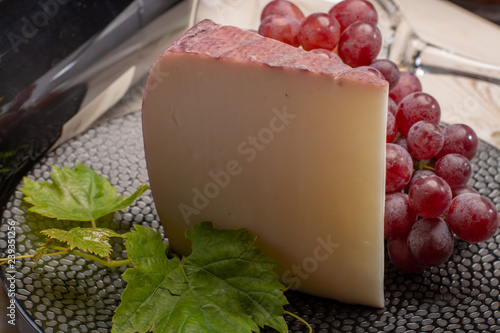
[385,0,500,148]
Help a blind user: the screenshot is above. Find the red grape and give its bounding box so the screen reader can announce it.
[257,0,493,276]
[388,97,397,116]
[396,92,441,137]
[328,0,378,31]
[369,59,400,89]
[394,133,424,170]
[451,185,478,198]
[446,193,499,243]
[435,153,472,187]
[386,143,413,193]
[436,124,479,160]
[387,238,426,274]
[386,111,397,143]
[337,21,382,67]
[394,136,408,151]
[407,169,435,190]
[384,192,417,240]
[259,14,301,47]
[389,71,422,104]
[261,0,305,22]
[308,48,342,62]
[408,174,452,218]
[406,121,444,160]
[407,217,454,267]
[357,66,385,80]
[298,13,341,51]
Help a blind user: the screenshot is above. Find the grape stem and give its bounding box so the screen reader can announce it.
[0,250,69,266]
[281,280,312,331]
[284,310,312,332]
[53,246,132,268]
[0,246,132,268]
[283,280,295,292]
[417,159,435,171]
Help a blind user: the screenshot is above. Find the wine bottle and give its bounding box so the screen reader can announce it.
[0,0,192,209]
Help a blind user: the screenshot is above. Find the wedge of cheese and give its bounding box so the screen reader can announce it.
[142,19,388,308]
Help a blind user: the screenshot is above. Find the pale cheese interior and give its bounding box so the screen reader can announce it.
[143,52,387,308]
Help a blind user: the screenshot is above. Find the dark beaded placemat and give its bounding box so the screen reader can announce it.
[1,110,499,333]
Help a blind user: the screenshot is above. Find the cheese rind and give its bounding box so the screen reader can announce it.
[142,19,388,308]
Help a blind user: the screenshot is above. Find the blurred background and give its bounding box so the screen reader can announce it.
[450,0,500,24]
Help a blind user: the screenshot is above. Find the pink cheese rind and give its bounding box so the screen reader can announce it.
[163,19,387,88]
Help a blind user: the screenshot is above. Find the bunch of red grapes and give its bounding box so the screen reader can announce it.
[259,0,500,273]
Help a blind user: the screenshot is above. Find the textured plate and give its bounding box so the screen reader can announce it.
[1,110,500,333]
[2,0,500,331]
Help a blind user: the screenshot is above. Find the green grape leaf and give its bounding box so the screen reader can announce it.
[112,222,288,333]
[20,162,149,222]
[41,227,125,257]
